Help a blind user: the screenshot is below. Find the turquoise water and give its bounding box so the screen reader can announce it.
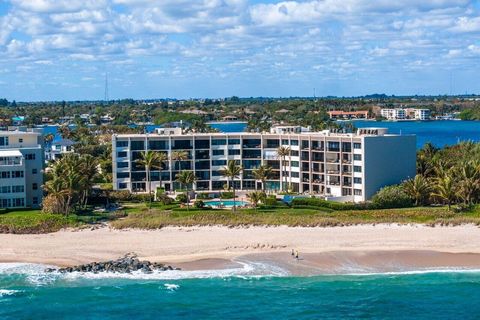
[353,120,480,148]
[1,264,480,319]
[204,200,249,207]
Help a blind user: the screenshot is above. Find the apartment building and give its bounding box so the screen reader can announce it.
[0,128,44,208]
[380,109,406,120]
[112,126,416,202]
[413,109,431,121]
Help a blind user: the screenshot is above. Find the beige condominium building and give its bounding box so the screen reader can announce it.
[0,128,44,209]
[112,126,416,202]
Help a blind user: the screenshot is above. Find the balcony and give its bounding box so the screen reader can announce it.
[326,170,340,174]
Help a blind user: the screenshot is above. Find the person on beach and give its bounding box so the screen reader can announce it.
[291,249,295,256]
[295,250,299,260]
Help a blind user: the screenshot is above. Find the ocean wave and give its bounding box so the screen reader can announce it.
[0,261,288,282]
[164,283,179,291]
[0,289,23,297]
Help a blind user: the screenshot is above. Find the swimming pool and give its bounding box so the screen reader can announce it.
[204,200,249,207]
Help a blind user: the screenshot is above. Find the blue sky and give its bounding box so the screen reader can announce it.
[0,0,479,101]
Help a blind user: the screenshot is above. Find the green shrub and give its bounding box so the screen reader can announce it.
[263,196,280,206]
[176,193,188,203]
[194,200,205,209]
[130,193,153,203]
[371,185,413,209]
[156,193,173,205]
[108,190,133,202]
[291,198,358,210]
[220,192,234,199]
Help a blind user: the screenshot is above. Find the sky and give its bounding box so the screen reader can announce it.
[0,0,480,101]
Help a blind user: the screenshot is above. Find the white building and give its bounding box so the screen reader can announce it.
[112,126,416,203]
[380,109,406,120]
[414,109,431,121]
[0,129,44,208]
[45,138,75,162]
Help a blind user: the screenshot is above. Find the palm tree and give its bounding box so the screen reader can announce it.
[252,165,273,192]
[78,154,98,209]
[136,151,163,208]
[219,160,243,212]
[432,175,457,211]
[458,161,480,205]
[276,146,291,192]
[44,133,55,145]
[247,191,263,211]
[155,152,169,197]
[175,170,197,210]
[171,150,189,171]
[402,174,431,206]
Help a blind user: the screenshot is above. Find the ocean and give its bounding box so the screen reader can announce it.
[352,120,480,148]
[1,263,480,319]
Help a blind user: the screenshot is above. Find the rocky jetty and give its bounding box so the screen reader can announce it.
[45,253,180,274]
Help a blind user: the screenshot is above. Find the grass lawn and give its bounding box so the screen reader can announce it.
[110,203,480,229]
[0,209,124,234]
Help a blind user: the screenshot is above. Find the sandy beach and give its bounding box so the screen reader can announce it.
[2,224,480,274]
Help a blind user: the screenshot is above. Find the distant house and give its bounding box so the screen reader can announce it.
[180,109,208,115]
[328,110,369,120]
[45,139,75,161]
[41,117,53,124]
[100,115,115,125]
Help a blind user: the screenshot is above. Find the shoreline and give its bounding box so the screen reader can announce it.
[3,224,480,275]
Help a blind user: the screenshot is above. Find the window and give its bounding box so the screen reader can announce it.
[301,140,309,149]
[354,177,362,184]
[327,142,340,151]
[212,160,227,166]
[228,149,241,156]
[25,154,36,160]
[353,154,362,161]
[354,189,362,196]
[195,139,210,149]
[32,168,38,174]
[291,172,299,178]
[291,150,299,157]
[117,151,127,158]
[212,150,224,156]
[1,186,10,193]
[117,162,129,168]
[130,140,145,150]
[33,197,38,205]
[0,171,10,179]
[19,138,23,143]
[228,139,240,145]
[282,139,289,145]
[117,172,129,179]
[12,171,24,178]
[149,140,168,150]
[290,161,299,167]
[0,137,9,146]
[354,166,362,173]
[12,185,24,193]
[291,140,299,146]
[13,198,25,207]
[116,140,128,148]
[32,183,38,190]
[353,143,362,149]
[212,139,226,145]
